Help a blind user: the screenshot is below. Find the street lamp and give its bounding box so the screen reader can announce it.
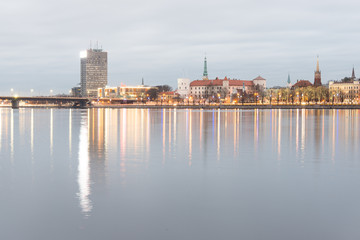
[10,88,14,96]
[50,89,53,96]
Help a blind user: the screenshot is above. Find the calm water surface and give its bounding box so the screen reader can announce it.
[1,108,360,240]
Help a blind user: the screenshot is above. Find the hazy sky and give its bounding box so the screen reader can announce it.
[1,0,360,95]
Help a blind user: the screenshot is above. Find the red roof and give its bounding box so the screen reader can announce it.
[190,79,254,87]
[253,76,266,81]
[292,80,313,88]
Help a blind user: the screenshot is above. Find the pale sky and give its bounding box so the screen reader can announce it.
[1,0,360,95]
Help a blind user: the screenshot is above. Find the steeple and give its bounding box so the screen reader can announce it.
[316,55,320,72]
[352,66,356,80]
[314,55,322,87]
[287,74,291,84]
[142,77,144,86]
[202,56,208,80]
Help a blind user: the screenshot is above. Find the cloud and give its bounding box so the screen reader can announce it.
[1,0,360,95]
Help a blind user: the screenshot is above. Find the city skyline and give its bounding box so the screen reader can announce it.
[1,0,360,95]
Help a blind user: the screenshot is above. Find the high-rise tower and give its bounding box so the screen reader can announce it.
[314,56,322,87]
[80,47,108,97]
[202,56,208,80]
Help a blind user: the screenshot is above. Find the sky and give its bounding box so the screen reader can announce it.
[1,0,360,95]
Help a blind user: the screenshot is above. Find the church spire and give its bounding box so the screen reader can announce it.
[314,55,322,87]
[202,56,208,80]
[352,66,356,80]
[316,55,320,72]
[287,74,291,84]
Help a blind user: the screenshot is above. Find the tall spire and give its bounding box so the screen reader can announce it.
[316,55,320,72]
[202,56,208,80]
[142,77,144,85]
[314,55,322,87]
[352,66,356,80]
[287,74,291,84]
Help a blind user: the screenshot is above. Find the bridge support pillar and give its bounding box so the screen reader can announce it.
[11,99,19,109]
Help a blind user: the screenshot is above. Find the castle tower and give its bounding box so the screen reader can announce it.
[314,56,322,87]
[202,56,208,80]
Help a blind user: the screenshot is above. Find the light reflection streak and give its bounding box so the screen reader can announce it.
[189,109,192,166]
[278,109,281,158]
[173,109,176,151]
[147,109,150,155]
[322,109,325,154]
[217,109,220,161]
[162,109,166,164]
[50,109,53,157]
[105,109,109,159]
[254,109,258,151]
[168,109,171,152]
[0,109,2,151]
[296,109,299,156]
[121,109,127,162]
[11,109,14,162]
[69,109,72,155]
[331,109,336,162]
[77,112,92,215]
[31,109,34,159]
[200,109,203,150]
[300,109,305,163]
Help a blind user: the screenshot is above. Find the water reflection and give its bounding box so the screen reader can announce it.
[1,108,360,222]
[77,111,92,215]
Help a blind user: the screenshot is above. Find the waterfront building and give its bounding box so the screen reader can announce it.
[80,47,108,97]
[177,57,266,99]
[329,80,360,102]
[98,85,156,100]
[189,76,266,99]
[177,78,191,98]
[158,91,180,102]
[314,56,322,87]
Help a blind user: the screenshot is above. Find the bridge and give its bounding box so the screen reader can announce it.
[0,96,136,109]
[0,96,91,109]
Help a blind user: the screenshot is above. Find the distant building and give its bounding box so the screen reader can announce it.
[176,57,266,99]
[314,56,322,87]
[189,77,265,99]
[71,86,81,97]
[329,80,360,102]
[329,67,360,102]
[291,80,313,89]
[158,91,180,102]
[80,47,108,97]
[177,78,191,98]
[98,85,156,100]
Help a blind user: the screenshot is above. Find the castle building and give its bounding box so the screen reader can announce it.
[314,56,322,87]
[177,57,266,99]
[80,47,108,97]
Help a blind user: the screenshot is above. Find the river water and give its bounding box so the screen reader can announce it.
[0,108,360,240]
